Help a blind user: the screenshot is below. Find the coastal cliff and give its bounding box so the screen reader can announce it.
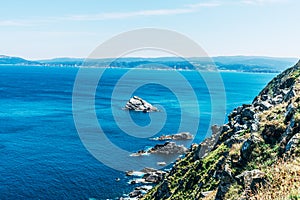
[143,60,300,199]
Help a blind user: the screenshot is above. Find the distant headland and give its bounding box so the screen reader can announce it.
[0,55,298,73]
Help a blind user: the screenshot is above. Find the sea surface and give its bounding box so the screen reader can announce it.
[0,66,275,199]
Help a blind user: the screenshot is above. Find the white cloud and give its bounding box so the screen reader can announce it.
[63,2,221,21]
[0,3,221,26]
[3,0,287,26]
[241,0,289,5]
[64,8,194,21]
[186,2,222,8]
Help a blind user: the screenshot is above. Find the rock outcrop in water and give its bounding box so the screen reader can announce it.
[142,60,300,199]
[150,132,194,141]
[125,96,158,112]
[131,142,188,156]
[124,168,167,198]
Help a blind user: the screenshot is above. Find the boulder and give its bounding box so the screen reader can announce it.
[194,125,220,159]
[250,123,259,132]
[237,106,243,113]
[279,77,295,89]
[129,189,142,198]
[284,103,295,124]
[216,166,235,199]
[150,132,193,141]
[285,133,300,153]
[125,96,158,112]
[280,118,296,151]
[259,101,273,111]
[233,123,247,132]
[271,94,283,104]
[241,107,255,119]
[157,162,167,166]
[221,124,231,133]
[150,142,188,155]
[236,169,265,192]
[141,167,159,173]
[261,94,269,101]
[144,173,162,183]
[284,88,296,102]
[172,132,193,140]
[240,134,262,160]
[262,124,285,145]
[132,142,188,156]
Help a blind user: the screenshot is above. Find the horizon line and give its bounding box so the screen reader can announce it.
[1,54,299,61]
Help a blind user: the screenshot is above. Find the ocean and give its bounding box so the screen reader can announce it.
[0,66,275,199]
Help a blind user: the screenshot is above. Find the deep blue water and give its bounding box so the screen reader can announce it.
[0,66,275,199]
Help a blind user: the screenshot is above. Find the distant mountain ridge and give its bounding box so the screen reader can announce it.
[0,55,298,73]
[0,55,40,65]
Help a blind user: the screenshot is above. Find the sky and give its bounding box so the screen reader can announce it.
[0,0,299,60]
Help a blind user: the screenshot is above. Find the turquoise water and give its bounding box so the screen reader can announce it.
[0,66,275,199]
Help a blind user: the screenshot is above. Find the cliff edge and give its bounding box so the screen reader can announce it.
[143,60,300,200]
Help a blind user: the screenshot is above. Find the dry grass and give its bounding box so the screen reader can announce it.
[258,103,287,131]
[229,143,242,157]
[201,189,217,200]
[250,157,300,200]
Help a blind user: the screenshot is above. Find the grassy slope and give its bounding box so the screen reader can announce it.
[143,61,300,200]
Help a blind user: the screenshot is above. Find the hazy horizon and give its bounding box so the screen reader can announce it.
[1,54,299,61]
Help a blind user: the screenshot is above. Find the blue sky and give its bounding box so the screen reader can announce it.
[0,0,299,59]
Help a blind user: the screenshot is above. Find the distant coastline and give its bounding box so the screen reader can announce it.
[0,55,298,73]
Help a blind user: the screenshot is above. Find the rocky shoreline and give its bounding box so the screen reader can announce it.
[121,168,167,199]
[141,60,300,199]
[121,60,300,199]
[122,97,193,199]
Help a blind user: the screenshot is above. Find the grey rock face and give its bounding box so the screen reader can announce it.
[125,96,158,112]
[150,142,188,155]
[241,107,255,120]
[150,132,193,141]
[250,123,259,132]
[236,169,266,194]
[132,142,188,156]
[240,134,262,160]
[284,103,296,123]
[285,133,300,153]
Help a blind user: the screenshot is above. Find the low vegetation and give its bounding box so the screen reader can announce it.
[143,60,300,200]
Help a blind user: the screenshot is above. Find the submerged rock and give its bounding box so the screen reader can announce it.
[125,96,158,112]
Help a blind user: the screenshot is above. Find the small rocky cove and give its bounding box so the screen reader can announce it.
[121,97,195,199]
[123,168,167,199]
[122,61,300,199]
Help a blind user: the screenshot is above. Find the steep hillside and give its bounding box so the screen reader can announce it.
[143,60,300,200]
